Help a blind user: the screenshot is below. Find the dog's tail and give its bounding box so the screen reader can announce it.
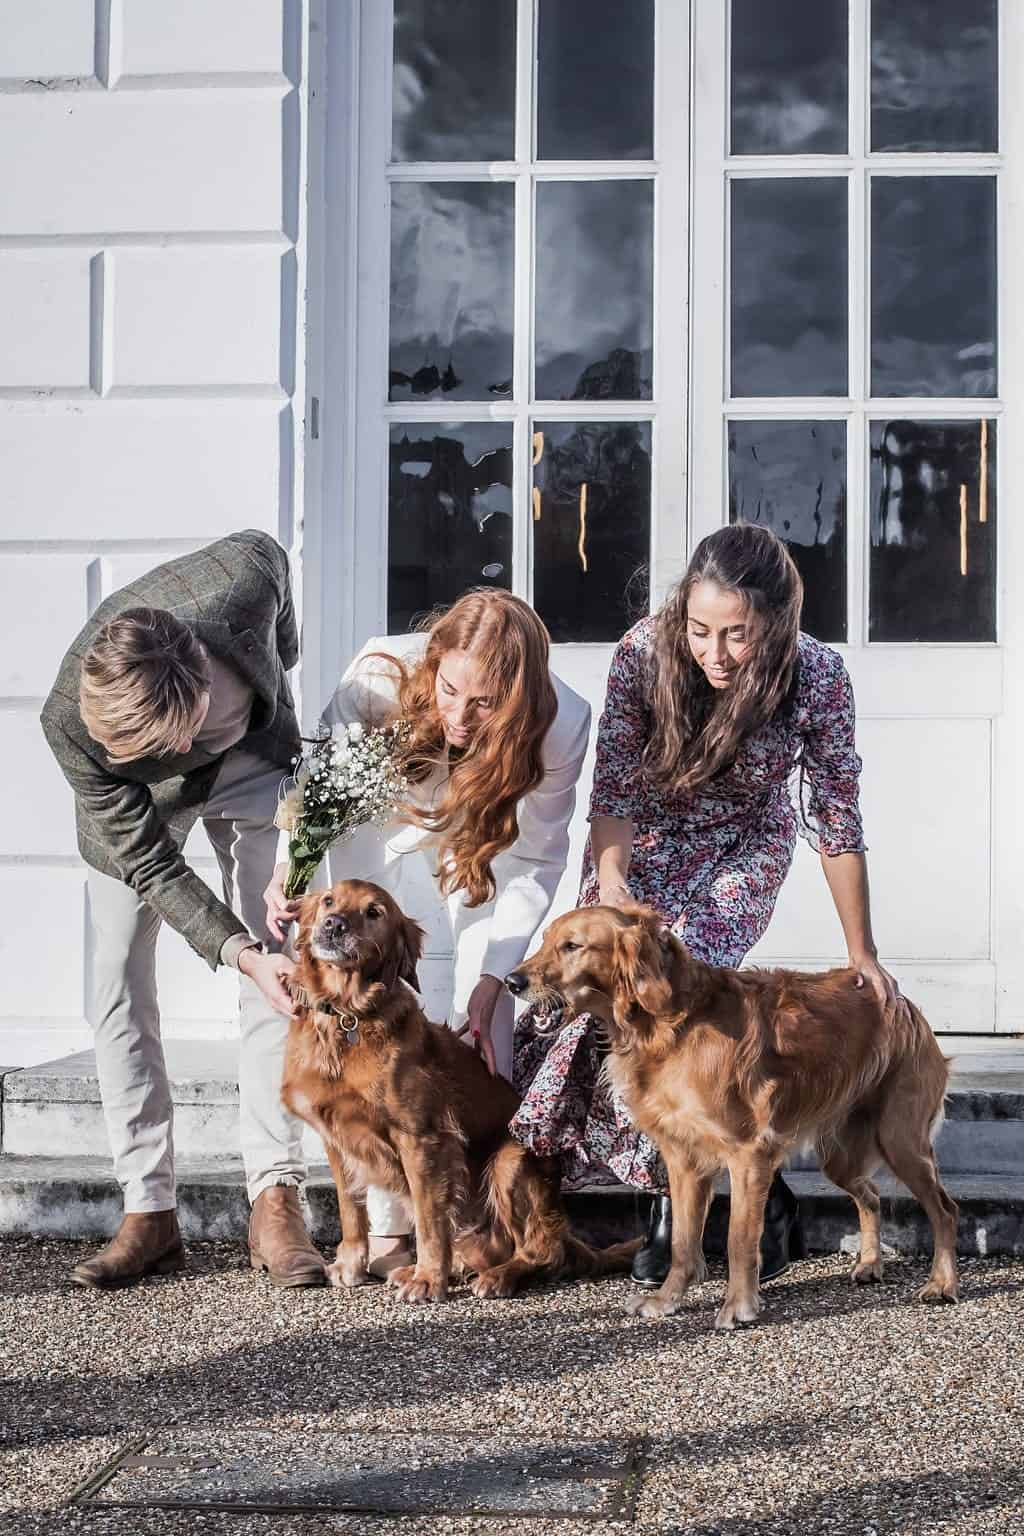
[485,1141,639,1277]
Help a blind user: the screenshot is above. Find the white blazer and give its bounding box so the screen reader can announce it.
[308,632,591,1031]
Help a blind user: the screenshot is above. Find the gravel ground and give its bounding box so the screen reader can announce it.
[1,1238,1022,1536]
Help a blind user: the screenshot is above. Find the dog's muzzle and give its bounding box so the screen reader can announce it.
[311,913,360,962]
[503,971,566,1036]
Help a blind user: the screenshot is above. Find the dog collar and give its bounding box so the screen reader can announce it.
[290,984,362,1043]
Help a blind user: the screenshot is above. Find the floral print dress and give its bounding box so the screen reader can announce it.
[509,618,867,1192]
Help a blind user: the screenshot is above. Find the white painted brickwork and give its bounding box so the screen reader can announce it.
[0,93,287,237]
[119,0,295,81]
[0,1,95,80]
[0,2,307,1068]
[0,251,93,388]
[111,248,287,389]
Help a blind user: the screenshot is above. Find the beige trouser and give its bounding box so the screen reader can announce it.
[86,747,306,1213]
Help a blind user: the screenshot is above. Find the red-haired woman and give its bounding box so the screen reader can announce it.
[264,589,590,1275]
[511,523,902,1288]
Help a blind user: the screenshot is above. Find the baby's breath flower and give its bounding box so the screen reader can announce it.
[277,718,410,898]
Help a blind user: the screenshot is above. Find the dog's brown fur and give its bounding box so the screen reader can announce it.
[507,904,959,1329]
[281,879,638,1303]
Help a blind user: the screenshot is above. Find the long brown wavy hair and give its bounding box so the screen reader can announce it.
[384,590,558,906]
[643,524,803,798]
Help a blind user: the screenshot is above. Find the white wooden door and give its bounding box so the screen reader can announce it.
[689,0,1024,1032]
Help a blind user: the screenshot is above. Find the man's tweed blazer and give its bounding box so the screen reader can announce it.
[41,530,302,969]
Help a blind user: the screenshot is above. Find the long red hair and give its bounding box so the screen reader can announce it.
[385,590,558,906]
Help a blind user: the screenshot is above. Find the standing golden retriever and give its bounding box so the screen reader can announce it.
[505,903,959,1329]
[281,879,637,1302]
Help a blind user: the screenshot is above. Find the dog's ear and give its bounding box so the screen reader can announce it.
[293,892,321,955]
[383,912,425,994]
[611,923,672,1029]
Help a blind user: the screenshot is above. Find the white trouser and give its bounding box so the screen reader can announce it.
[86,747,307,1212]
[326,820,515,1237]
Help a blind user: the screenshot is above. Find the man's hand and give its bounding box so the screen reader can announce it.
[239,946,297,1016]
[264,861,302,942]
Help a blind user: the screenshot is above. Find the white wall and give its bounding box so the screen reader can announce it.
[0,0,308,1067]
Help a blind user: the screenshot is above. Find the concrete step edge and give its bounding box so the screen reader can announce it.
[5,1076,1023,1121]
[1,1157,1021,1255]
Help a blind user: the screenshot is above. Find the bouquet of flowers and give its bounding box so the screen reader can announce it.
[274,719,410,899]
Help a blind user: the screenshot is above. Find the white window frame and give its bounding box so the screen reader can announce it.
[690,0,1005,659]
[325,0,690,681]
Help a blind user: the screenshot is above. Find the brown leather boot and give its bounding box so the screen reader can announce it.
[71,1211,185,1289]
[249,1186,326,1288]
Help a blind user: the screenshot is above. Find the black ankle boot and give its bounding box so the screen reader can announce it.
[760,1173,806,1283]
[631,1194,673,1288]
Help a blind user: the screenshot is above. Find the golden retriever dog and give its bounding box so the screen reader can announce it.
[504,904,959,1330]
[281,879,638,1303]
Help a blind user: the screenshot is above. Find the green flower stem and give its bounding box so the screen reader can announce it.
[283,856,327,900]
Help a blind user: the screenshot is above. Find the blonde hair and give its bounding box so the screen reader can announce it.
[79,607,211,763]
[383,590,558,907]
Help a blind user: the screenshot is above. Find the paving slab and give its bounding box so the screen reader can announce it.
[74,1428,640,1519]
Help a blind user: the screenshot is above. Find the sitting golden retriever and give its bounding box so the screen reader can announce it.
[281,879,637,1303]
[505,903,959,1329]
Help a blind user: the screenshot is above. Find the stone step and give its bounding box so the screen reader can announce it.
[0,1156,1020,1257]
[4,1038,1023,1173]
[0,1045,323,1164]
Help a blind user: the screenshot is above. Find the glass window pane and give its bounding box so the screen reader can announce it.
[870,419,996,642]
[731,0,848,155]
[388,424,513,634]
[535,181,653,402]
[389,183,514,403]
[533,421,651,642]
[392,0,516,162]
[871,0,998,153]
[729,420,847,642]
[731,178,848,397]
[537,0,654,161]
[871,177,996,398]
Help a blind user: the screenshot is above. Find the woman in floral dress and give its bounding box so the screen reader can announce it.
[510,524,902,1287]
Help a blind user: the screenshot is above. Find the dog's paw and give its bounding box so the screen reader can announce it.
[851,1258,884,1285]
[713,1292,763,1331]
[626,1290,683,1321]
[469,1267,520,1300]
[387,1264,449,1304]
[326,1244,369,1289]
[917,1275,960,1305]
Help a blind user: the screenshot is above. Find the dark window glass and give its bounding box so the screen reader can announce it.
[535,181,653,401]
[537,0,654,160]
[388,424,513,633]
[533,421,651,642]
[731,0,848,155]
[392,0,516,162]
[389,182,514,403]
[729,420,847,642]
[871,0,998,153]
[731,178,848,397]
[869,419,996,642]
[871,177,996,398]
